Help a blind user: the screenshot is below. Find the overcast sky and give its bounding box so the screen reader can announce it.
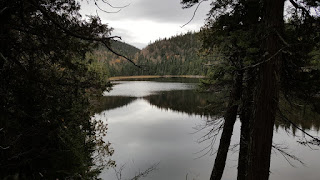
[79,0,211,49]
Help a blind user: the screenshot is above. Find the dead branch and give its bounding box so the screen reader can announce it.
[192,118,224,159]
[114,164,126,180]
[272,144,305,167]
[277,107,320,145]
[242,46,287,70]
[130,162,160,180]
[113,162,159,180]
[181,0,208,28]
[100,0,131,9]
[0,145,10,150]
[94,1,122,13]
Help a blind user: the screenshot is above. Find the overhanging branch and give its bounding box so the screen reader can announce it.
[100,0,131,9]
[277,107,320,144]
[27,0,140,68]
[181,0,207,28]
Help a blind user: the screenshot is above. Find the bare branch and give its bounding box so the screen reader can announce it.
[103,41,142,68]
[0,145,10,150]
[94,1,122,14]
[181,0,207,28]
[0,7,8,15]
[130,162,160,180]
[114,164,126,180]
[242,46,287,70]
[112,162,159,180]
[101,0,131,9]
[192,118,224,159]
[277,107,320,145]
[275,30,290,47]
[272,144,305,167]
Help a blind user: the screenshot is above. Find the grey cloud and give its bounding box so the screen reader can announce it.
[130,0,210,23]
[129,42,145,49]
[107,27,144,48]
[82,0,210,24]
[79,0,211,48]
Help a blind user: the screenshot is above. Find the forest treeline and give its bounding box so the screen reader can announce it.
[92,32,212,76]
[1,0,320,179]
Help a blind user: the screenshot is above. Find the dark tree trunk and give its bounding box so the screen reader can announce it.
[237,1,259,178]
[210,70,243,180]
[237,69,254,180]
[247,0,284,180]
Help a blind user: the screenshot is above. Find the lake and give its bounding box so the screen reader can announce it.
[93,79,320,180]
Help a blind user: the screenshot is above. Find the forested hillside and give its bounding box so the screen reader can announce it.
[87,40,140,76]
[94,32,211,76]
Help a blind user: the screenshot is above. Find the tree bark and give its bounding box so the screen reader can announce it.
[237,69,253,180]
[247,1,284,180]
[210,69,243,180]
[237,1,259,178]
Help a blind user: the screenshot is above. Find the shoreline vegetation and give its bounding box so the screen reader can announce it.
[109,75,206,81]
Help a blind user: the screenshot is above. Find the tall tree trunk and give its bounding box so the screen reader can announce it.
[247,0,284,180]
[210,69,243,180]
[237,69,254,180]
[237,1,259,179]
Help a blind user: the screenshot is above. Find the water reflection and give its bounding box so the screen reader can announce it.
[91,96,136,113]
[102,80,217,117]
[104,80,195,97]
[144,90,214,117]
[94,80,320,180]
[95,98,213,180]
[102,80,320,130]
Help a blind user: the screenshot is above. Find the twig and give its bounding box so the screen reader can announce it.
[272,144,305,167]
[101,0,131,9]
[181,0,207,28]
[130,162,160,180]
[277,108,320,144]
[0,145,10,150]
[0,7,8,15]
[114,164,126,180]
[242,46,287,70]
[94,1,122,13]
[275,30,290,47]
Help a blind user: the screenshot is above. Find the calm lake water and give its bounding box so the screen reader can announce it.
[93,79,320,180]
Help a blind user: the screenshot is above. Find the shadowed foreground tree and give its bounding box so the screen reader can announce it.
[181,0,320,180]
[0,0,135,178]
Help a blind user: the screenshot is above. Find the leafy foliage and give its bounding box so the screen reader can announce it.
[0,0,115,179]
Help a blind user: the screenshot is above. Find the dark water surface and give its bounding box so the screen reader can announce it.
[93,79,320,180]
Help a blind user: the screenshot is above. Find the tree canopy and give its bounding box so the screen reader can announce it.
[0,0,118,179]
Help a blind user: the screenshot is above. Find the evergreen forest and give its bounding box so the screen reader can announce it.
[92,32,212,76]
[1,0,320,180]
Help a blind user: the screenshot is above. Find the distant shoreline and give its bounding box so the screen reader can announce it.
[108,75,205,81]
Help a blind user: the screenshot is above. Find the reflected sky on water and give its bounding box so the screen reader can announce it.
[103,80,196,97]
[94,80,320,180]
